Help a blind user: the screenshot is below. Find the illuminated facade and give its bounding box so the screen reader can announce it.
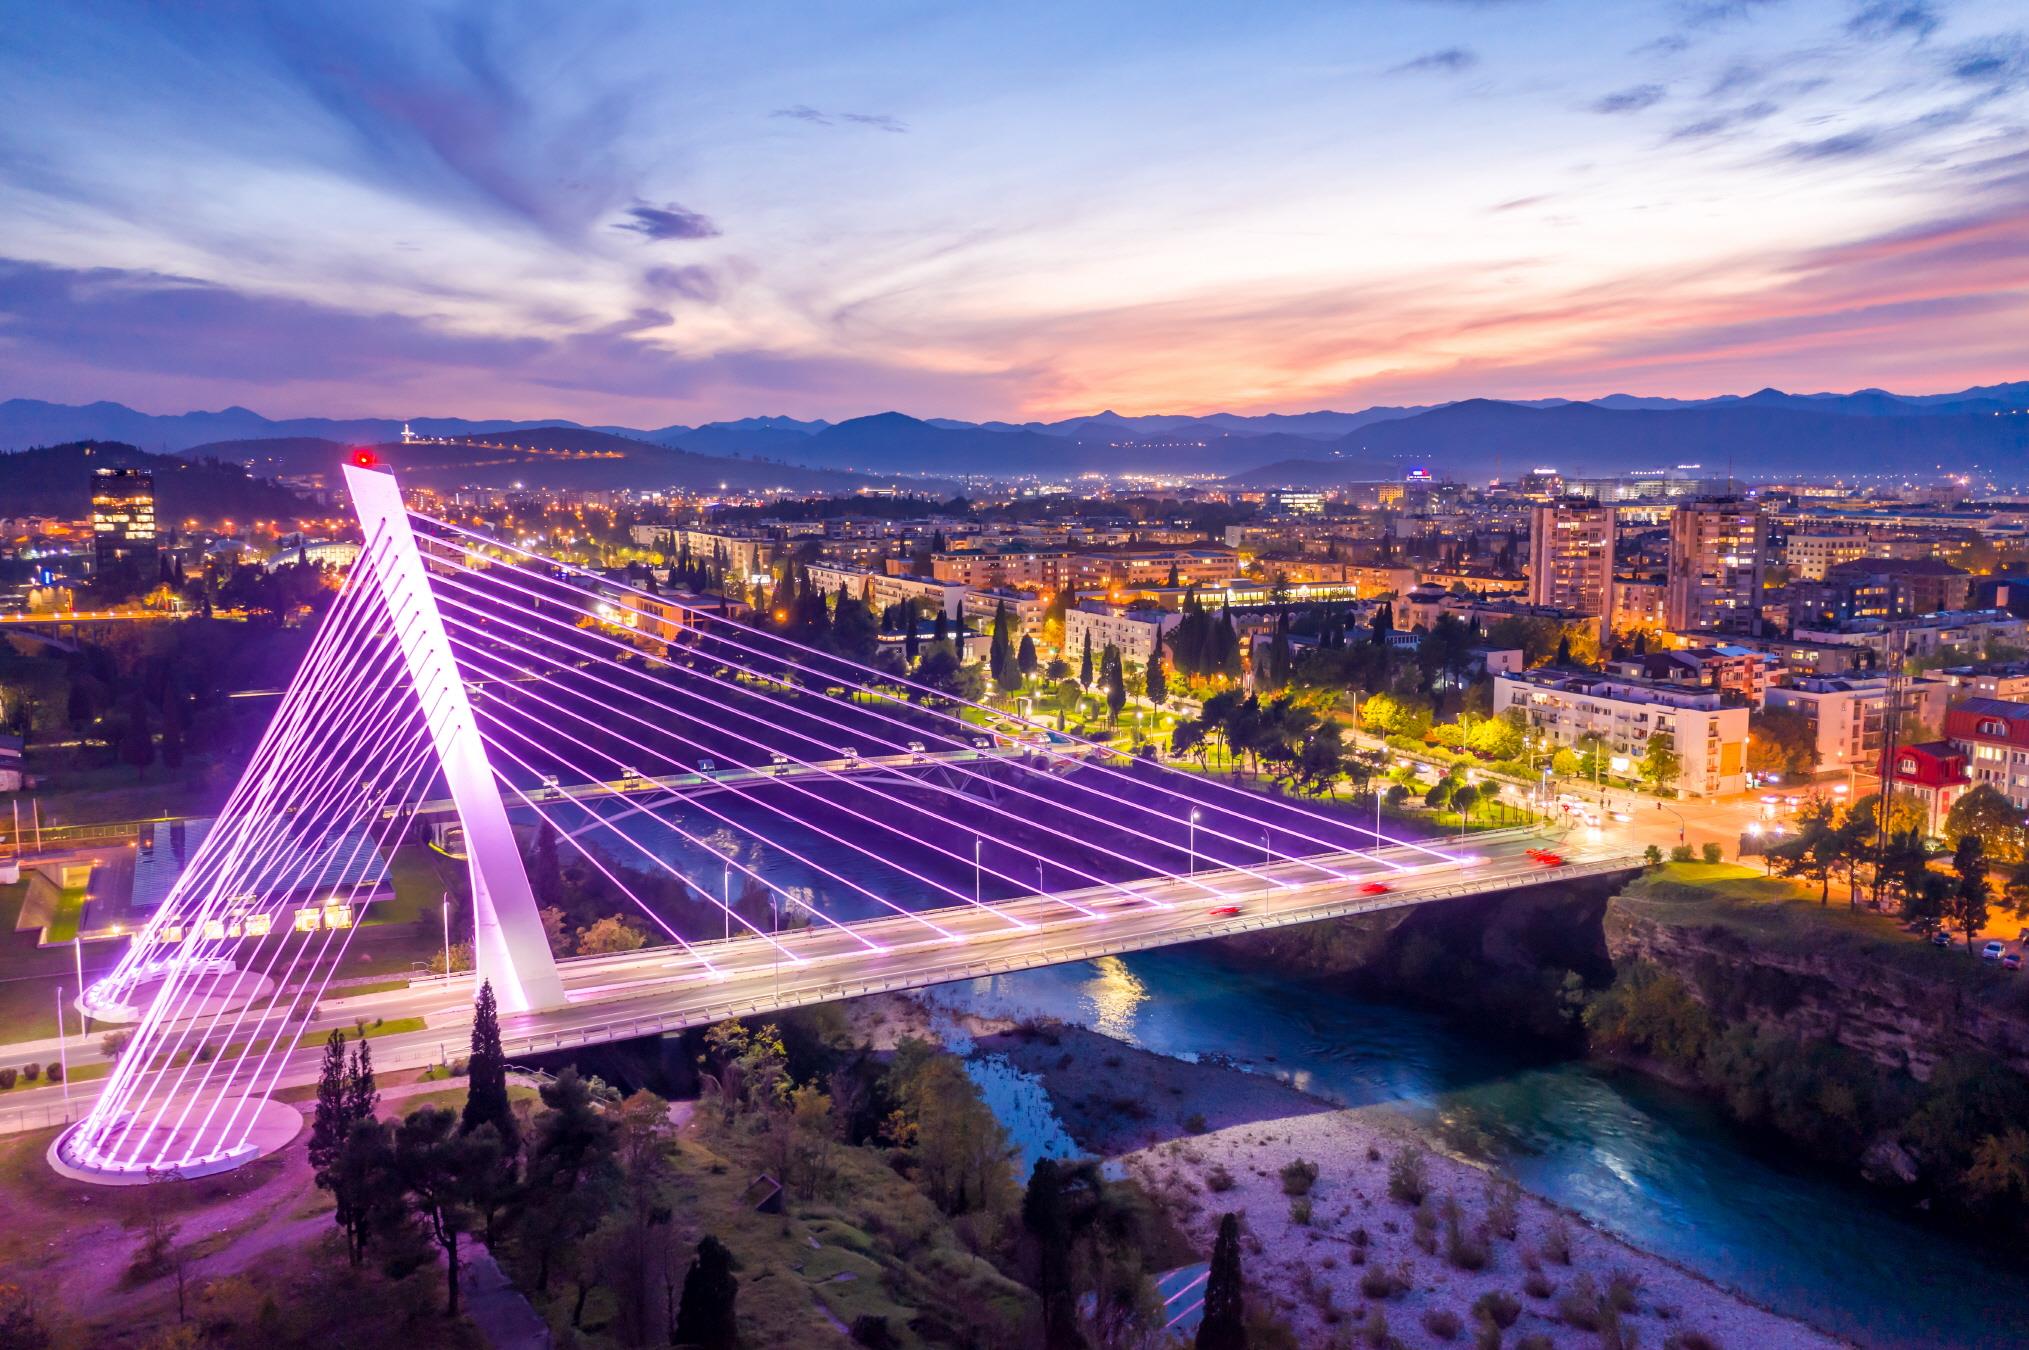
[91,466,157,574]
[1664,499,1767,635]
[1526,501,1616,636]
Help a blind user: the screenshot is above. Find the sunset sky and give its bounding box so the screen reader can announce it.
[2,0,2024,424]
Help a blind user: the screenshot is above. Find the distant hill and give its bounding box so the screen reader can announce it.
[1228,399,2029,486]
[0,441,315,522]
[188,426,922,494]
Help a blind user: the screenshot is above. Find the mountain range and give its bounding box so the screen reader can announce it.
[2,380,2025,488]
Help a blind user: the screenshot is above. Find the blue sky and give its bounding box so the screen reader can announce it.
[1,0,2024,422]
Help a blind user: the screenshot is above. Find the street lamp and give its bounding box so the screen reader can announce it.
[1187,808,1201,876]
[440,894,450,978]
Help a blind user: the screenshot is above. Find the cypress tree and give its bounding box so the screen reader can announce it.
[1079,631,1094,688]
[462,980,518,1157]
[1018,633,1039,679]
[345,1034,379,1124]
[675,1234,740,1348]
[309,1030,349,1181]
[1197,1212,1247,1350]
[1147,648,1168,708]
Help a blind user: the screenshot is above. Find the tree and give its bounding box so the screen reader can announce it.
[673,1235,739,1349]
[1748,705,1817,778]
[1018,633,1039,681]
[1101,645,1126,724]
[1023,1160,1080,1349]
[462,980,518,1159]
[1196,1212,1247,1350]
[394,1105,500,1317]
[1638,730,1681,794]
[309,1030,351,1183]
[117,693,154,778]
[517,1067,620,1295]
[577,914,648,954]
[1079,631,1094,688]
[1945,785,2026,863]
[1145,650,1168,708]
[1949,834,1992,952]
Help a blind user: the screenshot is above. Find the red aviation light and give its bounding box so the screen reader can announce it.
[351,448,378,469]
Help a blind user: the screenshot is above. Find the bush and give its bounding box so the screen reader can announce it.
[1206,1164,1236,1193]
[1664,1333,1721,1350]
[1386,1144,1428,1204]
[1669,844,1695,863]
[1289,1196,1312,1225]
[1280,1157,1319,1196]
[1484,1177,1520,1240]
[1644,844,1664,865]
[1607,1269,1642,1313]
[850,1314,899,1349]
[1523,1270,1556,1299]
[1558,1274,1603,1330]
[1423,1307,1463,1340]
[18,1064,36,1084]
[44,1062,61,1084]
[100,1030,131,1059]
[1183,1112,1208,1134]
[1413,1201,1438,1254]
[1473,1291,1521,1330]
[0,1068,15,1090]
[1701,842,1723,864]
[1359,1264,1409,1299]
[1541,1217,1573,1265]
[1443,1197,1489,1271]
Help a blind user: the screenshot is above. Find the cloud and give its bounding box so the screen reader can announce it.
[1846,2,1942,42]
[1668,99,1779,141]
[614,202,721,242]
[1946,34,2029,90]
[1591,84,1667,113]
[1393,47,1478,74]
[771,105,909,132]
[1490,195,1551,212]
[642,265,719,301]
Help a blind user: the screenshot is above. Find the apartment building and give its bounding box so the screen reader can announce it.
[1493,668,1750,797]
[961,587,1048,632]
[1665,499,1767,635]
[1526,501,1616,634]
[668,527,777,581]
[1611,577,1667,635]
[1784,533,1871,581]
[930,546,1079,592]
[1764,674,1950,777]
[804,562,966,620]
[1063,603,1183,667]
[1937,662,2029,702]
[1791,609,2029,664]
[1945,698,2029,810]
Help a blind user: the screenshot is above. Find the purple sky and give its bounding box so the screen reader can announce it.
[1,1,2025,423]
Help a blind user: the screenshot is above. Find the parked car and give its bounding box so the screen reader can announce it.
[2005,952,2023,971]
[1982,940,2006,961]
[907,740,928,763]
[971,736,993,750]
[1930,930,1953,947]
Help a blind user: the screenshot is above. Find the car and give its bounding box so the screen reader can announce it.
[1206,905,1242,918]
[1983,940,2006,961]
[841,746,860,764]
[1529,851,1565,867]
[2005,953,2023,971]
[907,740,928,763]
[621,765,643,784]
[539,774,561,800]
[971,736,992,750]
[1358,881,1391,896]
[696,758,717,774]
[768,751,789,765]
[1930,930,1953,947]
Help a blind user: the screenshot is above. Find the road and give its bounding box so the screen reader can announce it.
[0,826,1640,1141]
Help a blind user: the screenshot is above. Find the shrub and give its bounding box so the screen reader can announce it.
[196,1044,215,1063]
[1484,1177,1520,1239]
[450,1057,470,1076]
[1413,1200,1439,1254]
[1423,1307,1463,1340]
[1358,1306,1391,1349]
[1558,1274,1602,1330]
[1358,1264,1409,1299]
[1280,1157,1319,1196]
[1523,1270,1556,1299]
[1183,1112,1208,1134]
[44,1062,61,1084]
[1701,842,1723,864]
[0,1068,14,1090]
[100,1030,131,1059]
[1664,1333,1721,1350]
[851,1314,899,1349]
[19,1064,38,1084]
[1541,1217,1573,1265]
[1516,1337,1555,1350]
[1669,844,1695,863]
[1473,1291,1521,1330]
[1607,1269,1642,1313]
[1644,844,1664,865]
[1206,1164,1236,1192]
[1444,1197,1489,1271]
[1289,1196,1312,1225]
[1386,1144,1428,1204]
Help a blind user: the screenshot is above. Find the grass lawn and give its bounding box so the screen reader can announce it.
[376,842,459,926]
[42,884,87,944]
[1619,861,2029,1005]
[294,1015,428,1050]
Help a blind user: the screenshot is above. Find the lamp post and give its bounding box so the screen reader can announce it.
[722,861,731,943]
[440,895,450,978]
[72,936,87,1035]
[974,836,982,909]
[1188,808,1201,876]
[54,986,70,1108]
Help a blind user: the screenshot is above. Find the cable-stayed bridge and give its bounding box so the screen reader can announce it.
[51,459,1640,1184]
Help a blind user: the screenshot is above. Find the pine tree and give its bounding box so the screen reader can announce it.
[1147,648,1168,707]
[1018,633,1039,679]
[675,1234,740,1348]
[1079,631,1095,688]
[461,980,518,1157]
[1197,1211,1247,1350]
[345,1035,378,1124]
[309,1030,350,1182]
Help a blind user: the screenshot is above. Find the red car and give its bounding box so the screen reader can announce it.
[1206,905,1242,918]
[1528,849,1566,867]
[1358,882,1391,895]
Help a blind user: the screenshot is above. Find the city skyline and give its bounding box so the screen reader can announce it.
[2,0,2025,425]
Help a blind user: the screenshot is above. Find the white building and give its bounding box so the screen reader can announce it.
[1063,603,1182,667]
[804,562,966,620]
[1790,609,2029,664]
[1493,669,1750,798]
[1763,674,1949,777]
[962,587,1048,632]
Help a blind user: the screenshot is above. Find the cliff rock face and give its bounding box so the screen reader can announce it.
[1605,902,2029,1082]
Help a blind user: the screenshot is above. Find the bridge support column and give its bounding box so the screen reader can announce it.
[345,463,565,1013]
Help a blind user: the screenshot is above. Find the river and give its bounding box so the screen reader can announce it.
[916,947,2029,1350]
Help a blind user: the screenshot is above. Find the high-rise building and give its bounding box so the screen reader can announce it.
[91,466,157,575]
[1526,500,1616,636]
[1665,498,1766,635]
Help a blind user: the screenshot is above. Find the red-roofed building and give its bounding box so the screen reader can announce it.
[1881,741,1971,836]
[1944,698,2029,810]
